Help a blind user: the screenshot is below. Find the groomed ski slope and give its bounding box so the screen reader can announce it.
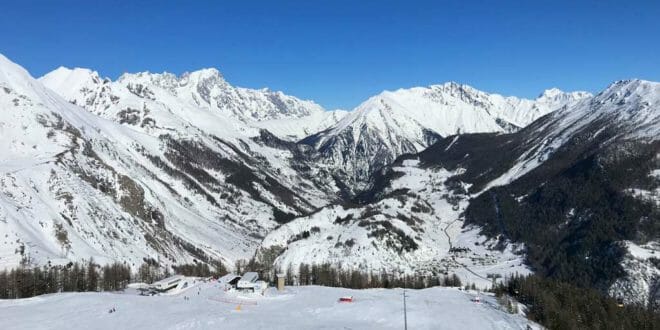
[0,281,537,330]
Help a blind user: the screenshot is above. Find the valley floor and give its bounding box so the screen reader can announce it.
[0,280,537,330]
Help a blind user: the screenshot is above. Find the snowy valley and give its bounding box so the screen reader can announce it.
[0,50,659,324]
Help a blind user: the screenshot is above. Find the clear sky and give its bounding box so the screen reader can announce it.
[2,1,659,110]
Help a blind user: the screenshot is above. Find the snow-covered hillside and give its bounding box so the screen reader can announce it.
[609,241,660,306]
[39,64,349,197]
[250,109,348,141]
[261,79,659,304]
[302,82,591,190]
[471,79,660,193]
[423,79,660,306]
[1,53,341,271]
[0,282,538,330]
[259,159,531,289]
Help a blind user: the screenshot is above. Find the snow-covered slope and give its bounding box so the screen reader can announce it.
[250,109,348,141]
[302,82,591,191]
[39,63,349,207]
[609,241,660,307]
[40,65,348,197]
[425,79,660,305]
[0,284,538,330]
[475,79,660,192]
[1,54,341,271]
[259,159,530,289]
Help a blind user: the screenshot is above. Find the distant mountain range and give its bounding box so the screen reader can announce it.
[0,53,657,307]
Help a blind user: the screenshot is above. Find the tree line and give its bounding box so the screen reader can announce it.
[246,247,474,290]
[280,262,466,290]
[233,256,471,290]
[0,259,227,299]
[0,260,130,299]
[0,256,472,300]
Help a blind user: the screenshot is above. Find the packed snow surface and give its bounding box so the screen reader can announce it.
[0,282,537,330]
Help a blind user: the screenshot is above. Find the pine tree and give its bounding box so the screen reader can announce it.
[285,263,294,285]
[86,259,99,291]
[0,269,8,298]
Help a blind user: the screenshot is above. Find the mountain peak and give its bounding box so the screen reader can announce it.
[591,80,660,129]
[535,87,592,105]
[40,60,325,122]
[538,87,563,99]
[0,53,35,83]
[50,66,98,78]
[178,67,226,87]
[596,79,660,105]
[40,66,105,91]
[603,79,657,94]
[1,53,52,97]
[545,79,660,141]
[433,81,480,93]
[184,67,223,79]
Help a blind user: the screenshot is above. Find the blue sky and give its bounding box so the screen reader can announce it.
[2,1,659,109]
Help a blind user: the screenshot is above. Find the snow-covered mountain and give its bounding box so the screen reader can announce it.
[258,79,659,304]
[2,52,657,307]
[39,66,354,196]
[302,82,591,191]
[39,66,351,143]
[40,67,591,195]
[1,54,344,271]
[40,66,326,122]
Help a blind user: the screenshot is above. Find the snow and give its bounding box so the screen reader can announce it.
[3,51,660,308]
[609,241,660,306]
[260,159,530,289]
[625,241,660,260]
[1,53,340,270]
[324,82,589,142]
[41,65,327,123]
[478,79,660,194]
[306,81,591,189]
[624,168,660,207]
[250,109,349,141]
[451,227,530,288]
[0,282,538,330]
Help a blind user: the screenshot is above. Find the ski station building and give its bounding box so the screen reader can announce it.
[150,275,187,292]
[218,272,268,294]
